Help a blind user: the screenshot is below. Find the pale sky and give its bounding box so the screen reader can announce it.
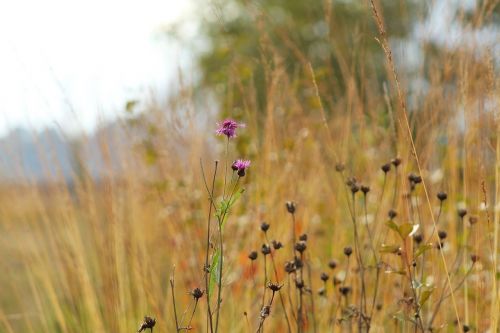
[0,0,496,139]
[0,0,193,137]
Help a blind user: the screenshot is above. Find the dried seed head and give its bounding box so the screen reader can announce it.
[248,251,258,261]
[468,216,478,225]
[381,163,391,173]
[437,191,448,201]
[299,233,308,241]
[294,257,304,269]
[272,240,283,250]
[388,209,398,219]
[413,234,423,244]
[320,272,329,282]
[295,241,307,253]
[286,201,296,214]
[391,157,402,167]
[335,163,345,172]
[350,183,360,194]
[438,230,447,240]
[267,282,283,292]
[408,173,422,184]
[318,287,326,296]
[470,254,479,263]
[343,246,353,257]
[339,286,351,296]
[436,242,444,250]
[328,259,338,270]
[137,316,156,332]
[190,287,204,300]
[346,177,357,187]
[458,208,467,218]
[361,185,370,194]
[260,222,270,232]
[333,276,342,285]
[463,325,470,332]
[295,278,305,289]
[284,261,296,274]
[260,305,270,318]
[261,244,271,256]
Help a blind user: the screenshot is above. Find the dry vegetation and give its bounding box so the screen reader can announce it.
[0,1,499,332]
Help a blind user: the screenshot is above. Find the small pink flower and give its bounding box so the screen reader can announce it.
[216,119,245,138]
[231,159,251,177]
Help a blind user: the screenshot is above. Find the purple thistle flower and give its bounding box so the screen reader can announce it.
[216,119,245,138]
[231,159,251,177]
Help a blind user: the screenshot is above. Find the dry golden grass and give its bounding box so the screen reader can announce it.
[1,2,499,332]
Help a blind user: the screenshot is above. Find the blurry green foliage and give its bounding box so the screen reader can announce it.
[192,0,423,113]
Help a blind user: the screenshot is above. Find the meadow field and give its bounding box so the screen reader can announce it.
[0,1,499,332]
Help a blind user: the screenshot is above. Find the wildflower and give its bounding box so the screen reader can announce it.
[216,118,244,138]
[232,159,251,177]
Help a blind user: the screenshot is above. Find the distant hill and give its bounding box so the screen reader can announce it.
[0,122,129,182]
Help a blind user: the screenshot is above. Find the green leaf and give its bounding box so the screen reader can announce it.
[125,100,138,112]
[392,311,416,324]
[215,188,245,229]
[385,269,407,275]
[420,286,435,306]
[385,220,399,233]
[398,222,414,239]
[208,249,221,299]
[228,188,244,206]
[380,244,400,253]
[415,243,432,258]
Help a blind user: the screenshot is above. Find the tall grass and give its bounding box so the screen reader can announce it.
[0,1,499,332]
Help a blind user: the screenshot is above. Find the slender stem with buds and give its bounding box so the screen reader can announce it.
[200,160,218,333]
[170,268,181,332]
[264,234,292,333]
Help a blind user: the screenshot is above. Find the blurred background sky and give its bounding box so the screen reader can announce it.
[0,0,193,137]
